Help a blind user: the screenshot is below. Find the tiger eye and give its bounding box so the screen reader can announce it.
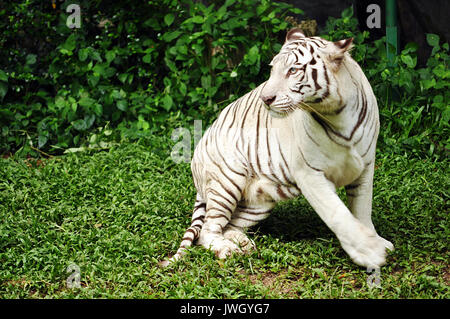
[289,67,298,75]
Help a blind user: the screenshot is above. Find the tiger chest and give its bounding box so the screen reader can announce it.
[323,147,364,187]
[299,132,365,188]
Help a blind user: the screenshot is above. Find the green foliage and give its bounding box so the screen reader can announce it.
[0,2,448,160]
[322,6,449,159]
[0,0,301,155]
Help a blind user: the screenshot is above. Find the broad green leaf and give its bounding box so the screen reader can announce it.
[442,105,450,123]
[0,70,8,82]
[179,82,187,96]
[104,67,116,78]
[55,96,66,109]
[84,114,95,129]
[93,103,103,117]
[79,97,95,107]
[105,51,116,63]
[426,33,439,47]
[143,18,161,30]
[192,16,204,24]
[92,63,105,75]
[201,75,211,89]
[401,55,416,68]
[88,74,100,87]
[116,100,128,111]
[433,65,447,78]
[225,0,236,7]
[162,31,182,42]
[342,6,353,18]
[78,48,89,61]
[118,73,128,83]
[290,8,304,14]
[164,13,175,26]
[38,134,48,148]
[26,54,37,65]
[162,95,173,111]
[0,82,8,100]
[72,119,87,131]
[246,45,260,64]
[90,50,102,62]
[142,54,152,63]
[62,33,77,52]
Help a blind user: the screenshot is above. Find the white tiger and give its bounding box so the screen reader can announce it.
[160,28,394,268]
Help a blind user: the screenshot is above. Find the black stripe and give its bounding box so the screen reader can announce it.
[361,129,377,157]
[297,144,322,172]
[311,68,321,90]
[277,144,295,185]
[209,197,233,213]
[311,113,349,147]
[277,185,289,199]
[334,104,347,115]
[218,103,233,131]
[191,215,205,223]
[240,91,257,129]
[303,121,320,147]
[322,63,330,100]
[194,202,206,210]
[255,106,262,172]
[346,193,356,197]
[228,99,242,128]
[216,179,239,203]
[216,143,246,177]
[345,184,360,190]
[208,188,234,206]
[238,208,270,215]
[206,213,229,220]
[232,215,261,223]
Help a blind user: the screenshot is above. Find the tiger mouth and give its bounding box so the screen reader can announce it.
[263,103,295,118]
[267,107,292,118]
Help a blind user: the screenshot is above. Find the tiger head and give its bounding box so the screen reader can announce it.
[260,28,354,118]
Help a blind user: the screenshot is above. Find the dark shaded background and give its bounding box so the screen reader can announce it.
[286,0,449,65]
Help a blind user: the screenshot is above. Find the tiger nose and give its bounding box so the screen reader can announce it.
[261,95,276,106]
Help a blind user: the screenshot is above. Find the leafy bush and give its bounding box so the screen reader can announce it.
[0,0,301,155]
[0,2,448,159]
[322,6,449,159]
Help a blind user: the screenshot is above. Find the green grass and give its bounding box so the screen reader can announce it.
[0,136,448,298]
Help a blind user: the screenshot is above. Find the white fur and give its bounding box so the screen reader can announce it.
[164,33,394,268]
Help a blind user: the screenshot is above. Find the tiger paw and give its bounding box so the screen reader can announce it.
[340,225,392,268]
[378,235,394,252]
[211,238,243,259]
[223,229,256,253]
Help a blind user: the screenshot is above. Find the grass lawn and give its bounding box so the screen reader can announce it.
[0,136,448,298]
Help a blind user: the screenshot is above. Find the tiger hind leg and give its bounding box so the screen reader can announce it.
[197,182,246,259]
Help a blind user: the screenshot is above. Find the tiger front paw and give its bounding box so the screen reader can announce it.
[340,225,393,268]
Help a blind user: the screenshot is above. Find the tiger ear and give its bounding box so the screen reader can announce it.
[327,37,353,71]
[285,28,305,42]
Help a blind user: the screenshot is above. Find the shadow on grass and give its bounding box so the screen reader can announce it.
[253,199,333,243]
